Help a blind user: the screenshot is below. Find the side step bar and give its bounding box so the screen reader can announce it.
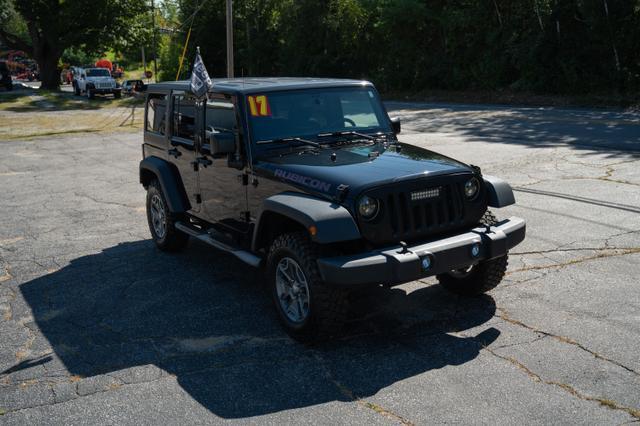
[175,222,262,268]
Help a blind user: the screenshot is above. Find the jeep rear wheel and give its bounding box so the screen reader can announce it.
[146,179,189,251]
[267,232,348,341]
[436,210,508,296]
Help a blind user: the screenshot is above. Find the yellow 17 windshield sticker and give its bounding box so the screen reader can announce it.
[247,95,271,117]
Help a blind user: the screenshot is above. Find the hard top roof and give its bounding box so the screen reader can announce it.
[147,77,373,95]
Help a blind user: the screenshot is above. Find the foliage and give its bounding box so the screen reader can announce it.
[0,0,149,89]
[61,47,94,67]
[171,0,639,95]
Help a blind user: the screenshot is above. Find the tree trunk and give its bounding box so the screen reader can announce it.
[38,50,61,90]
[28,20,61,91]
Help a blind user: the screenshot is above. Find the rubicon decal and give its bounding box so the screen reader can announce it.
[274,169,332,192]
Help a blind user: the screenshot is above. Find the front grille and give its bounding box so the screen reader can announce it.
[387,183,464,238]
[357,173,487,246]
[97,83,113,89]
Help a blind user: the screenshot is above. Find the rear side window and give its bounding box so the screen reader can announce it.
[172,94,196,140]
[146,94,167,134]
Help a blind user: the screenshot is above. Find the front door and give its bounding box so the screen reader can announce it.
[169,92,200,213]
[197,96,247,224]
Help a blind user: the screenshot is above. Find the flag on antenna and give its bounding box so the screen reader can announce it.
[190,46,213,99]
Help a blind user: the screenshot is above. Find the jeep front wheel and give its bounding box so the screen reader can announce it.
[146,179,189,251]
[436,210,508,296]
[267,232,348,340]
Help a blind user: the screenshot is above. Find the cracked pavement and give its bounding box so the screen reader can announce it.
[0,101,639,424]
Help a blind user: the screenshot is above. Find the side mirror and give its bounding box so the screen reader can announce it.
[390,117,401,134]
[208,131,235,156]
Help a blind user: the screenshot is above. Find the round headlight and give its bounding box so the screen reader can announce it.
[358,195,379,219]
[464,178,480,199]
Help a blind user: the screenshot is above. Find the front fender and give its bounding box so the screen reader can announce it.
[483,175,516,208]
[253,192,361,249]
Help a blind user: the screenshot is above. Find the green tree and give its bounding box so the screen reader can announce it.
[177,0,640,96]
[0,0,148,90]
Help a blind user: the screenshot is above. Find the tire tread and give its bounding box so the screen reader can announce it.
[267,232,348,341]
[437,210,508,296]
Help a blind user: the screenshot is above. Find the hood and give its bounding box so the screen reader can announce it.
[254,141,474,201]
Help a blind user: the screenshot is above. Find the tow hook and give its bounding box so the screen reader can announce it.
[397,241,409,254]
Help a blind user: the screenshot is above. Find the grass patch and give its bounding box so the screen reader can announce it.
[123,66,145,81]
[0,88,144,140]
[0,104,143,140]
[0,90,143,112]
[0,408,6,415]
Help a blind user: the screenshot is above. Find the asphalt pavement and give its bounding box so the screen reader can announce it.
[0,101,638,424]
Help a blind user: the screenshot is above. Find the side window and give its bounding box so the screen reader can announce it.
[146,93,167,134]
[172,95,196,140]
[205,99,236,133]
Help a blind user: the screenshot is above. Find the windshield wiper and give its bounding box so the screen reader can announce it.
[317,131,374,140]
[317,131,385,142]
[257,137,321,148]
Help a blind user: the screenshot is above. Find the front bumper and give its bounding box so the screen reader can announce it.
[90,88,121,94]
[317,216,525,287]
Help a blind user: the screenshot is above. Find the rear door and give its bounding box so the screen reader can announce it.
[169,91,200,213]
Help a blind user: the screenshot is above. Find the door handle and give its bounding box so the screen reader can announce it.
[168,148,181,158]
[191,157,213,170]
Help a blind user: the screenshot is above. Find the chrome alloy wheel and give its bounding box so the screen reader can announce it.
[275,257,310,323]
[150,194,167,239]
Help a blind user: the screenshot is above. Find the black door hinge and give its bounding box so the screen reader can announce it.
[242,173,249,186]
[195,194,202,204]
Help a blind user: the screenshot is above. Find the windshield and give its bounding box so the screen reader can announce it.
[247,87,391,144]
[86,69,110,77]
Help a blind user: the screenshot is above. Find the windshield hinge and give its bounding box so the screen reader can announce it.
[335,184,350,202]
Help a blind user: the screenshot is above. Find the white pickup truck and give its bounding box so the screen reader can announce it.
[73,68,121,99]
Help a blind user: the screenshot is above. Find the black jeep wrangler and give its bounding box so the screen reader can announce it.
[140,78,525,339]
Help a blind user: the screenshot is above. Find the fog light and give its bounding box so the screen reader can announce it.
[421,256,433,271]
[471,243,481,258]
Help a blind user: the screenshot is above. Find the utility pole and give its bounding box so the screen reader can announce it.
[141,46,147,80]
[226,0,234,78]
[151,0,158,82]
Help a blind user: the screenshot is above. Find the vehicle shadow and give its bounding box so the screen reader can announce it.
[385,102,640,158]
[16,239,498,418]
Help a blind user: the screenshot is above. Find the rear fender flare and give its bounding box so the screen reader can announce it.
[139,156,190,213]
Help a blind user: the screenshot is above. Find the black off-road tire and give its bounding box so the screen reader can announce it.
[114,91,121,99]
[146,179,189,251]
[86,89,95,100]
[267,232,348,341]
[73,83,80,96]
[437,210,508,296]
